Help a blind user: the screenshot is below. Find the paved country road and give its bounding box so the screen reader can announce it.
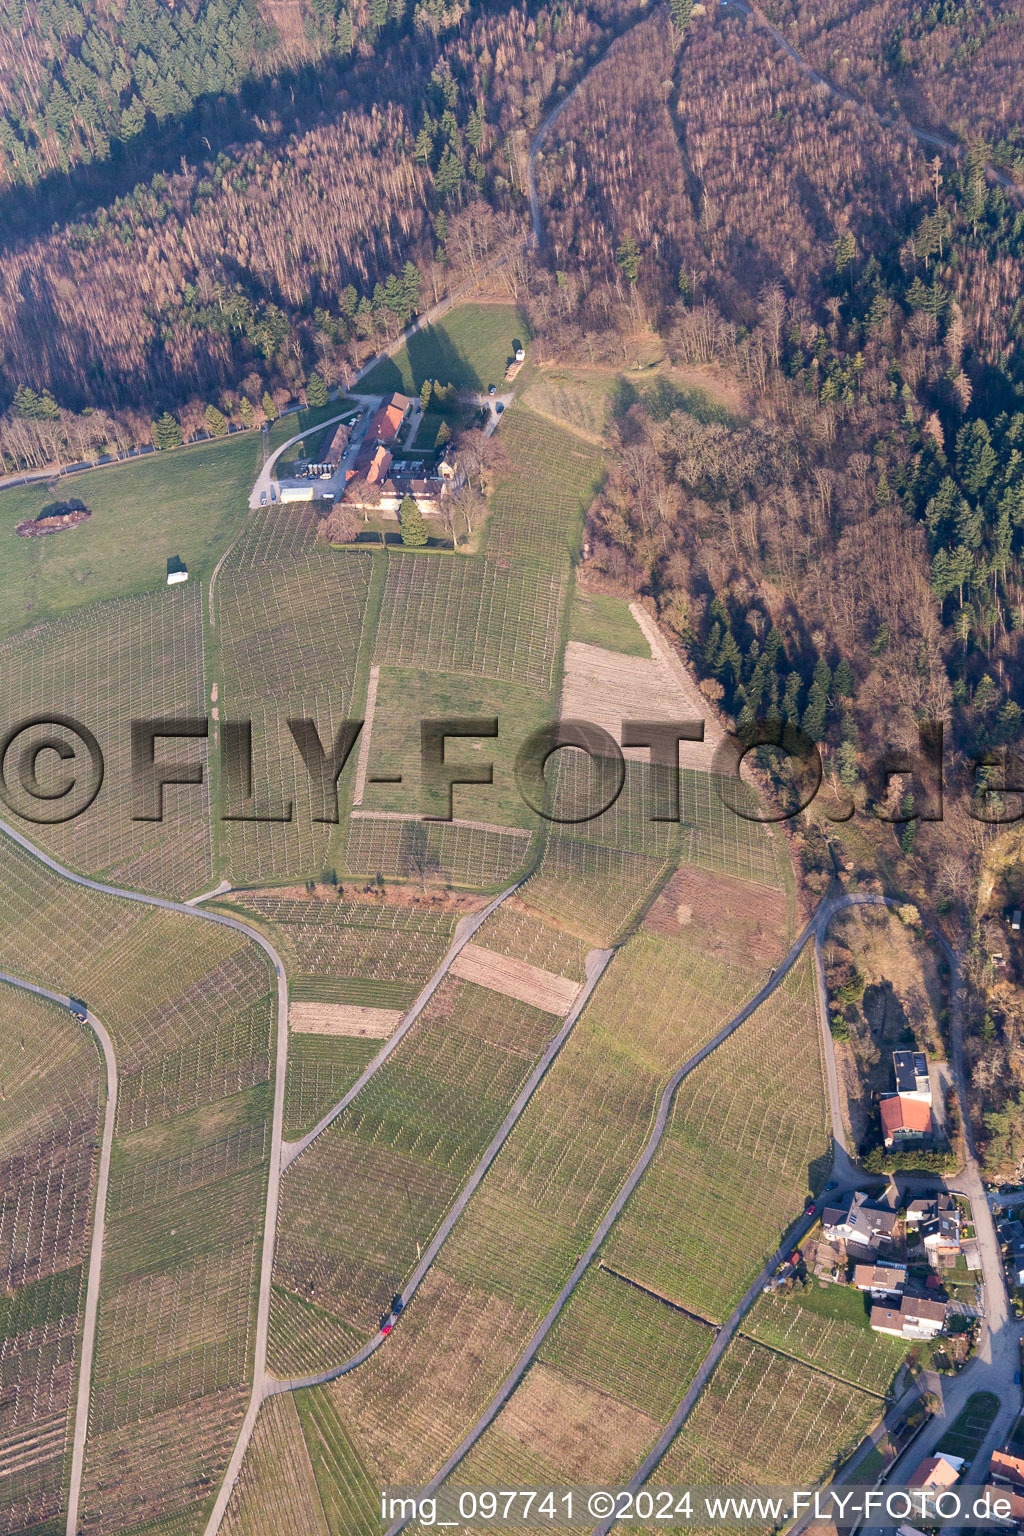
[0,972,117,1536]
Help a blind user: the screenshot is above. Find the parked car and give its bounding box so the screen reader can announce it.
[68,998,89,1022]
[488,384,496,395]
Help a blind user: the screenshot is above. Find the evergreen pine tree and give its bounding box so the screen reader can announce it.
[306,370,328,408]
[261,391,278,423]
[153,410,183,449]
[435,420,451,450]
[420,379,433,411]
[833,657,855,697]
[669,0,693,30]
[399,494,429,547]
[239,396,255,428]
[204,403,228,437]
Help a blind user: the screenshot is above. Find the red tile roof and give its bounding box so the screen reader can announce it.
[880,1095,932,1140]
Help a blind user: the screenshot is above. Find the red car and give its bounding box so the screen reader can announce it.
[380,1322,393,1336]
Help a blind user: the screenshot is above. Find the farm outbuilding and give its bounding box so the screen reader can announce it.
[166,556,188,585]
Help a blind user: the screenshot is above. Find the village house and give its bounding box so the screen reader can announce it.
[880,1093,933,1147]
[366,391,411,446]
[990,1448,1024,1495]
[821,1190,897,1257]
[907,1453,965,1491]
[906,1193,956,1227]
[921,1212,962,1261]
[869,1293,947,1340]
[852,1262,907,1296]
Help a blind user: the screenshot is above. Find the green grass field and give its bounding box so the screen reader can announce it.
[569,588,651,657]
[0,431,259,639]
[359,304,530,397]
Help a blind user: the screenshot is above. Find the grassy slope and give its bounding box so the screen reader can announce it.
[0,432,260,639]
[569,587,651,657]
[359,304,530,397]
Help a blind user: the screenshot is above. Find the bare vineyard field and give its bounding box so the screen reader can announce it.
[271,977,561,1341]
[743,1288,907,1397]
[450,944,580,1014]
[345,815,531,889]
[326,930,763,1486]
[602,953,828,1323]
[643,1335,879,1491]
[523,836,669,946]
[0,838,279,1534]
[215,506,378,884]
[0,987,100,1536]
[283,1035,379,1140]
[643,866,791,970]
[221,1393,328,1536]
[475,900,590,983]
[451,1267,715,1494]
[373,409,602,696]
[220,895,455,998]
[0,583,211,896]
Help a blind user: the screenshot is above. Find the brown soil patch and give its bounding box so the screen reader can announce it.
[288,1002,402,1038]
[224,882,481,914]
[559,636,721,772]
[644,867,788,968]
[450,944,580,1015]
[499,1362,657,1481]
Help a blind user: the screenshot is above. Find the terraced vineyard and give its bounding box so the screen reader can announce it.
[743,1287,908,1397]
[0,986,100,1536]
[0,837,277,1535]
[0,583,212,896]
[639,1334,879,1491]
[270,975,564,1358]
[451,1268,715,1488]
[345,816,531,889]
[602,952,828,1324]
[215,503,378,884]
[320,922,773,1488]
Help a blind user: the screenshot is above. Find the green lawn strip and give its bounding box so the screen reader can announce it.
[569,587,651,657]
[359,304,530,397]
[0,431,259,639]
[935,1391,1001,1462]
[0,1266,83,1341]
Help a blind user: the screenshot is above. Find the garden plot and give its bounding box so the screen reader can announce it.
[271,976,561,1342]
[0,582,211,896]
[288,1002,402,1037]
[603,952,828,1324]
[450,944,581,1014]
